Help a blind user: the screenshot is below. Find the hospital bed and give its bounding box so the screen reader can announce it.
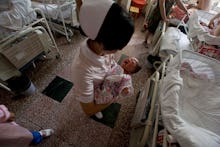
[160,50,220,147]
[0,0,36,41]
[31,0,78,42]
[0,0,59,52]
[0,26,59,93]
[0,1,60,93]
[0,26,52,91]
[157,9,220,61]
[130,9,220,145]
[130,50,220,147]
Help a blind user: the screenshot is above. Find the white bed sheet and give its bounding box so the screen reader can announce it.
[160,51,220,147]
[159,27,192,57]
[31,1,74,20]
[0,0,36,40]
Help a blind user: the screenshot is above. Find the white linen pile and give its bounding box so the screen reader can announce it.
[159,27,192,58]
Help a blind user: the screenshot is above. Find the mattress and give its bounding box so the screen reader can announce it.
[31,1,74,20]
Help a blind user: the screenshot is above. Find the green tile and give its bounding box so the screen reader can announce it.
[91,103,121,128]
[42,76,73,102]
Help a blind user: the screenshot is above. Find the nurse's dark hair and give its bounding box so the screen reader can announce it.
[95,3,134,51]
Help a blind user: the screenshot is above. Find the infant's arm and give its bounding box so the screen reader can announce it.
[118,74,134,98]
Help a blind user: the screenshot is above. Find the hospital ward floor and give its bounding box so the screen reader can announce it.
[0,16,153,147]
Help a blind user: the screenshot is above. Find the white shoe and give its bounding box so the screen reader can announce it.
[95,112,103,119]
[39,129,54,138]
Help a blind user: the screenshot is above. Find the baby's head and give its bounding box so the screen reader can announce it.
[120,57,141,74]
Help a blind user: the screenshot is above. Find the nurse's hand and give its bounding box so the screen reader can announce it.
[208,21,214,29]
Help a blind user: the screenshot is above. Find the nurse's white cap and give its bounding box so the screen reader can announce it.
[79,0,114,40]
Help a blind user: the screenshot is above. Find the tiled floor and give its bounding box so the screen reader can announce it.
[0,16,153,147]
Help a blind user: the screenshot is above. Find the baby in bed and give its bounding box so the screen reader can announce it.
[200,22,220,37]
[200,13,220,37]
[181,62,208,80]
[94,57,141,104]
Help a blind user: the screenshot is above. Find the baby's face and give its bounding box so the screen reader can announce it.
[121,57,138,74]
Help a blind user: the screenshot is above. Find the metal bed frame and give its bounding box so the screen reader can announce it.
[0,8,60,93]
[32,0,78,42]
[129,55,173,147]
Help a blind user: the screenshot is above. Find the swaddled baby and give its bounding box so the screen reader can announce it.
[94,57,141,104]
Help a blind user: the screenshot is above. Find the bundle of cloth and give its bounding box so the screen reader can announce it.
[159,27,192,58]
[0,0,36,40]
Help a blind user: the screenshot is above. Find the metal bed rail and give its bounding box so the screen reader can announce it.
[0,8,60,57]
[0,8,61,93]
[40,0,77,42]
[129,55,173,147]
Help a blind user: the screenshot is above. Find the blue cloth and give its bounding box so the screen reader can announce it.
[31,131,43,144]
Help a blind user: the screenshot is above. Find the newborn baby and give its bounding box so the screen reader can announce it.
[200,17,220,37]
[94,57,141,104]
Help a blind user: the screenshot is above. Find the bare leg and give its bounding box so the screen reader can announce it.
[145,30,153,44]
[147,33,153,44]
[80,102,111,116]
[145,30,150,43]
